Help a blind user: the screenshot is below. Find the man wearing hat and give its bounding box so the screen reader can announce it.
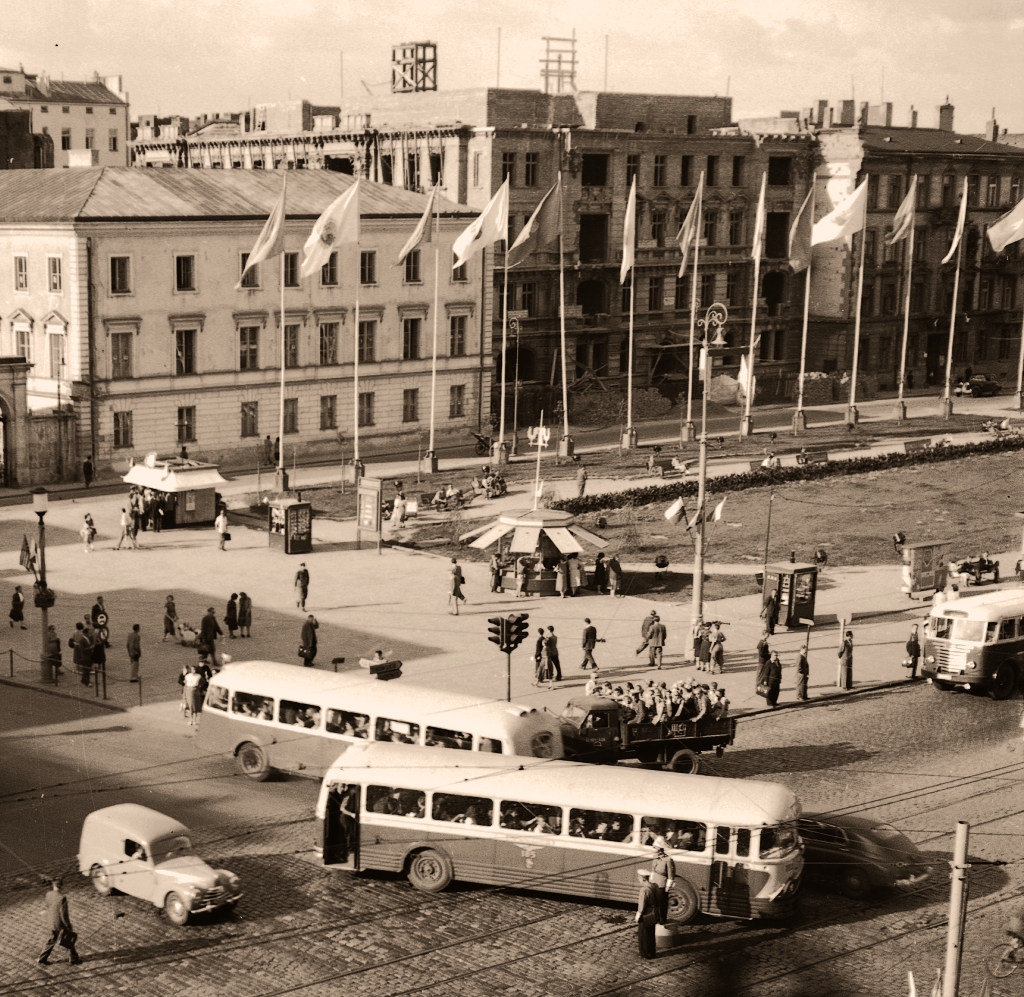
[634,869,658,958]
[647,615,667,670]
[649,837,676,925]
[199,607,222,665]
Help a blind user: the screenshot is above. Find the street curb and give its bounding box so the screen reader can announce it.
[735,676,915,720]
[0,675,126,713]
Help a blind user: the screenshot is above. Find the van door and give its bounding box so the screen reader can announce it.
[710,827,753,918]
[116,838,155,900]
[323,784,359,868]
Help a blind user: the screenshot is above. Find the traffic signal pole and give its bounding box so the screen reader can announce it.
[488,613,529,703]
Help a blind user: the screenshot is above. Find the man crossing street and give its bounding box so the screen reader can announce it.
[581,618,599,671]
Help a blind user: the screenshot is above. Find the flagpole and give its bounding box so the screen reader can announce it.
[683,176,703,443]
[895,180,916,424]
[498,256,508,458]
[794,187,815,435]
[1015,298,1024,411]
[626,265,635,444]
[847,221,867,425]
[353,264,360,466]
[942,228,963,422]
[741,172,766,437]
[278,248,286,486]
[557,171,571,452]
[428,191,439,468]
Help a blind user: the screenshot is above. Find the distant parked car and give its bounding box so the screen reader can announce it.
[955,374,1002,397]
[798,813,931,899]
[78,804,242,925]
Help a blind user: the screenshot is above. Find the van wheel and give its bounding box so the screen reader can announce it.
[407,849,453,892]
[164,892,190,925]
[667,748,700,775]
[236,742,271,781]
[989,662,1018,701]
[839,867,872,899]
[90,864,112,896]
[667,880,700,924]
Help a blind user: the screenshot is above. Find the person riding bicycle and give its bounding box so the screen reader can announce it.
[1008,911,1024,949]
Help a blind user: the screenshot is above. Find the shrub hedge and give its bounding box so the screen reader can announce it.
[551,434,1024,516]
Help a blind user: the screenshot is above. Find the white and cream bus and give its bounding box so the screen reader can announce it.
[314,742,804,922]
[198,661,564,780]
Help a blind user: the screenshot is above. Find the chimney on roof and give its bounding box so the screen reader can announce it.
[909,105,918,129]
[840,100,855,127]
[816,99,827,128]
[939,98,954,132]
[37,71,50,97]
[983,108,998,142]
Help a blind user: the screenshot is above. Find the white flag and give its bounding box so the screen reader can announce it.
[887,176,917,245]
[710,496,727,521]
[676,172,704,279]
[301,178,360,278]
[987,196,1024,254]
[738,353,749,393]
[812,180,868,247]
[620,176,637,285]
[396,185,436,266]
[664,496,686,525]
[941,176,969,264]
[236,177,286,289]
[751,172,767,259]
[453,178,509,269]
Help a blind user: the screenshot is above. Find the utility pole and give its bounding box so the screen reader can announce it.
[942,821,970,997]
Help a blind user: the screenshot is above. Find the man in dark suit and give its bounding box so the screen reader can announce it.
[37,879,81,966]
[200,608,222,664]
[300,615,319,667]
[581,619,599,670]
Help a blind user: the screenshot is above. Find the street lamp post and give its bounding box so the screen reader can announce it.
[31,488,56,683]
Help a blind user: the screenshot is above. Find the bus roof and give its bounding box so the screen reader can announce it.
[929,589,1024,621]
[323,743,800,827]
[211,660,544,729]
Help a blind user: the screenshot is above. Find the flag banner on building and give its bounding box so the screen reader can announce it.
[811,180,868,247]
[301,177,360,278]
[738,353,749,393]
[686,497,727,530]
[395,185,436,266]
[676,172,704,278]
[508,182,561,268]
[751,172,767,259]
[664,496,686,525]
[236,177,286,289]
[940,176,969,265]
[788,187,814,272]
[620,176,637,284]
[987,196,1024,254]
[19,534,33,573]
[887,176,917,244]
[452,178,509,269]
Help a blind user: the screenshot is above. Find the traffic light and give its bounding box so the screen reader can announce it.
[505,613,530,653]
[487,616,507,648]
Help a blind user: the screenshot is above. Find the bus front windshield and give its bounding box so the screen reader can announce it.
[931,617,985,642]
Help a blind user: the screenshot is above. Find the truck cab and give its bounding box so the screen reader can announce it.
[557,697,626,763]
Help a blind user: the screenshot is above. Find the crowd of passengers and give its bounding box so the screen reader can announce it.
[584,677,730,724]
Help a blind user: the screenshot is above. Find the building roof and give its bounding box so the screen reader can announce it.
[0,168,472,223]
[9,78,126,105]
[858,126,1024,158]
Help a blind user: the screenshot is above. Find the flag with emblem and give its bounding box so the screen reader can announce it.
[236,177,286,289]
[887,175,917,244]
[812,180,868,247]
[301,177,360,278]
[452,178,509,270]
[987,196,1024,254]
[508,182,561,268]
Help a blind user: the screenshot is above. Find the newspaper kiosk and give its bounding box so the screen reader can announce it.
[268,498,313,554]
[122,455,227,527]
[762,562,818,629]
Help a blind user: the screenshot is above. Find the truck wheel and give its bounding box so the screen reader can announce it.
[989,662,1018,701]
[407,848,453,892]
[667,880,700,924]
[236,742,271,781]
[164,892,190,925]
[667,748,700,775]
[90,864,112,896]
[715,746,724,758]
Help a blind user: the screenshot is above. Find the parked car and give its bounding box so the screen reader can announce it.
[798,813,931,899]
[78,804,242,925]
[955,374,1002,397]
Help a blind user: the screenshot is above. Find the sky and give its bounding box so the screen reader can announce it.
[3,0,1024,134]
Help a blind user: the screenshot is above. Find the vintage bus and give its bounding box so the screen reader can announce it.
[198,661,564,780]
[313,742,804,922]
[922,590,1024,699]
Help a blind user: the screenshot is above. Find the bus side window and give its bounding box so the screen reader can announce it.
[642,817,706,851]
[375,718,420,744]
[477,736,503,753]
[499,800,561,833]
[425,726,472,750]
[569,808,633,842]
[232,690,274,720]
[432,793,493,826]
[999,618,1016,641]
[325,709,369,737]
[735,828,751,858]
[715,826,731,855]
[206,685,229,711]
[985,622,999,643]
[279,699,321,729]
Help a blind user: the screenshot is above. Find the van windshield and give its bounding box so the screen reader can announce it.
[932,618,985,642]
[150,835,195,863]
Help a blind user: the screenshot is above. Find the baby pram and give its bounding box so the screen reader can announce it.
[176,620,201,648]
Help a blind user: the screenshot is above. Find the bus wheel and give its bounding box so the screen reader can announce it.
[989,663,1018,701]
[667,748,700,775]
[668,881,700,924]
[407,848,453,892]
[236,742,271,781]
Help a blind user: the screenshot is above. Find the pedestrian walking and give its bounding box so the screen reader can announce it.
[516,556,530,598]
[568,554,585,595]
[698,626,712,671]
[163,594,178,642]
[90,624,108,687]
[44,624,62,677]
[263,435,274,465]
[225,594,239,639]
[80,514,95,553]
[905,624,921,680]
[299,614,319,667]
[711,622,725,673]
[82,456,93,488]
[448,558,467,615]
[200,607,222,664]
[532,628,549,686]
[606,553,623,598]
[581,618,599,670]
[238,592,252,637]
[295,562,310,610]
[649,837,676,925]
[761,591,778,636]
[215,508,229,551]
[765,651,782,707]
[489,553,503,593]
[576,462,588,498]
[126,624,141,682]
[648,615,667,670]
[837,629,854,690]
[391,492,408,529]
[634,869,658,959]
[274,436,281,464]
[72,623,91,686]
[182,663,203,725]
[795,647,809,701]
[637,610,657,655]
[545,626,562,681]
[592,552,608,594]
[9,585,26,629]
[37,879,81,966]
[555,556,569,598]
[115,508,136,549]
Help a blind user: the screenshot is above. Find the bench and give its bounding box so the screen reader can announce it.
[904,439,933,453]
[795,450,829,465]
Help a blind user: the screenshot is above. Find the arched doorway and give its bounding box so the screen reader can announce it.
[496,345,536,384]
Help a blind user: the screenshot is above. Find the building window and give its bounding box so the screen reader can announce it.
[518,282,536,317]
[916,175,930,209]
[358,319,375,362]
[942,173,957,207]
[358,392,374,427]
[913,229,927,261]
[319,322,338,365]
[284,252,299,287]
[85,106,93,115]
[1012,176,1021,204]
[768,157,792,187]
[39,104,47,112]
[320,252,338,286]
[653,155,667,187]
[726,271,741,306]
[705,155,718,187]
[501,152,516,186]
[967,175,980,207]
[524,152,539,187]
[675,157,691,189]
[861,282,875,317]
[241,401,259,438]
[360,250,376,285]
[986,177,999,207]
[910,282,925,314]
[14,325,31,362]
[175,328,196,375]
[47,256,62,293]
[402,388,419,422]
[703,210,718,247]
[284,324,299,368]
[974,330,989,361]
[888,175,902,208]
[108,130,118,152]
[700,273,716,309]
[13,254,28,291]
[646,275,664,312]
[581,154,608,187]
[239,253,258,288]
[429,152,442,186]
[881,283,898,315]
[1000,329,1014,359]
[675,274,690,310]
[113,411,132,449]
[729,210,744,246]
[111,331,133,378]
[864,229,877,263]
[109,107,117,116]
[320,395,337,430]
[110,256,131,294]
[731,156,745,187]
[84,129,95,150]
[404,249,421,283]
[283,397,298,434]
[472,151,481,187]
[979,277,993,310]
[1004,276,1017,310]
[452,254,467,281]
[61,128,71,150]
[239,326,259,370]
[406,152,420,190]
[49,331,66,379]
[449,384,465,418]
[449,314,466,356]
[175,254,195,291]
[177,406,196,442]
[866,175,879,210]
[403,317,420,359]
[626,154,639,185]
[621,284,632,314]
[644,209,664,247]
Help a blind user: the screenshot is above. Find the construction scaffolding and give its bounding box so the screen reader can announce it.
[391,42,438,94]
[540,32,577,94]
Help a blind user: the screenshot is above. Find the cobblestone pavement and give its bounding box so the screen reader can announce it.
[2,682,1021,997]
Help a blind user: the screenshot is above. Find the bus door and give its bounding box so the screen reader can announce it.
[323,784,359,868]
[710,826,753,918]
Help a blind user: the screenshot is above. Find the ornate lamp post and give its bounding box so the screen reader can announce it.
[31,488,57,682]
